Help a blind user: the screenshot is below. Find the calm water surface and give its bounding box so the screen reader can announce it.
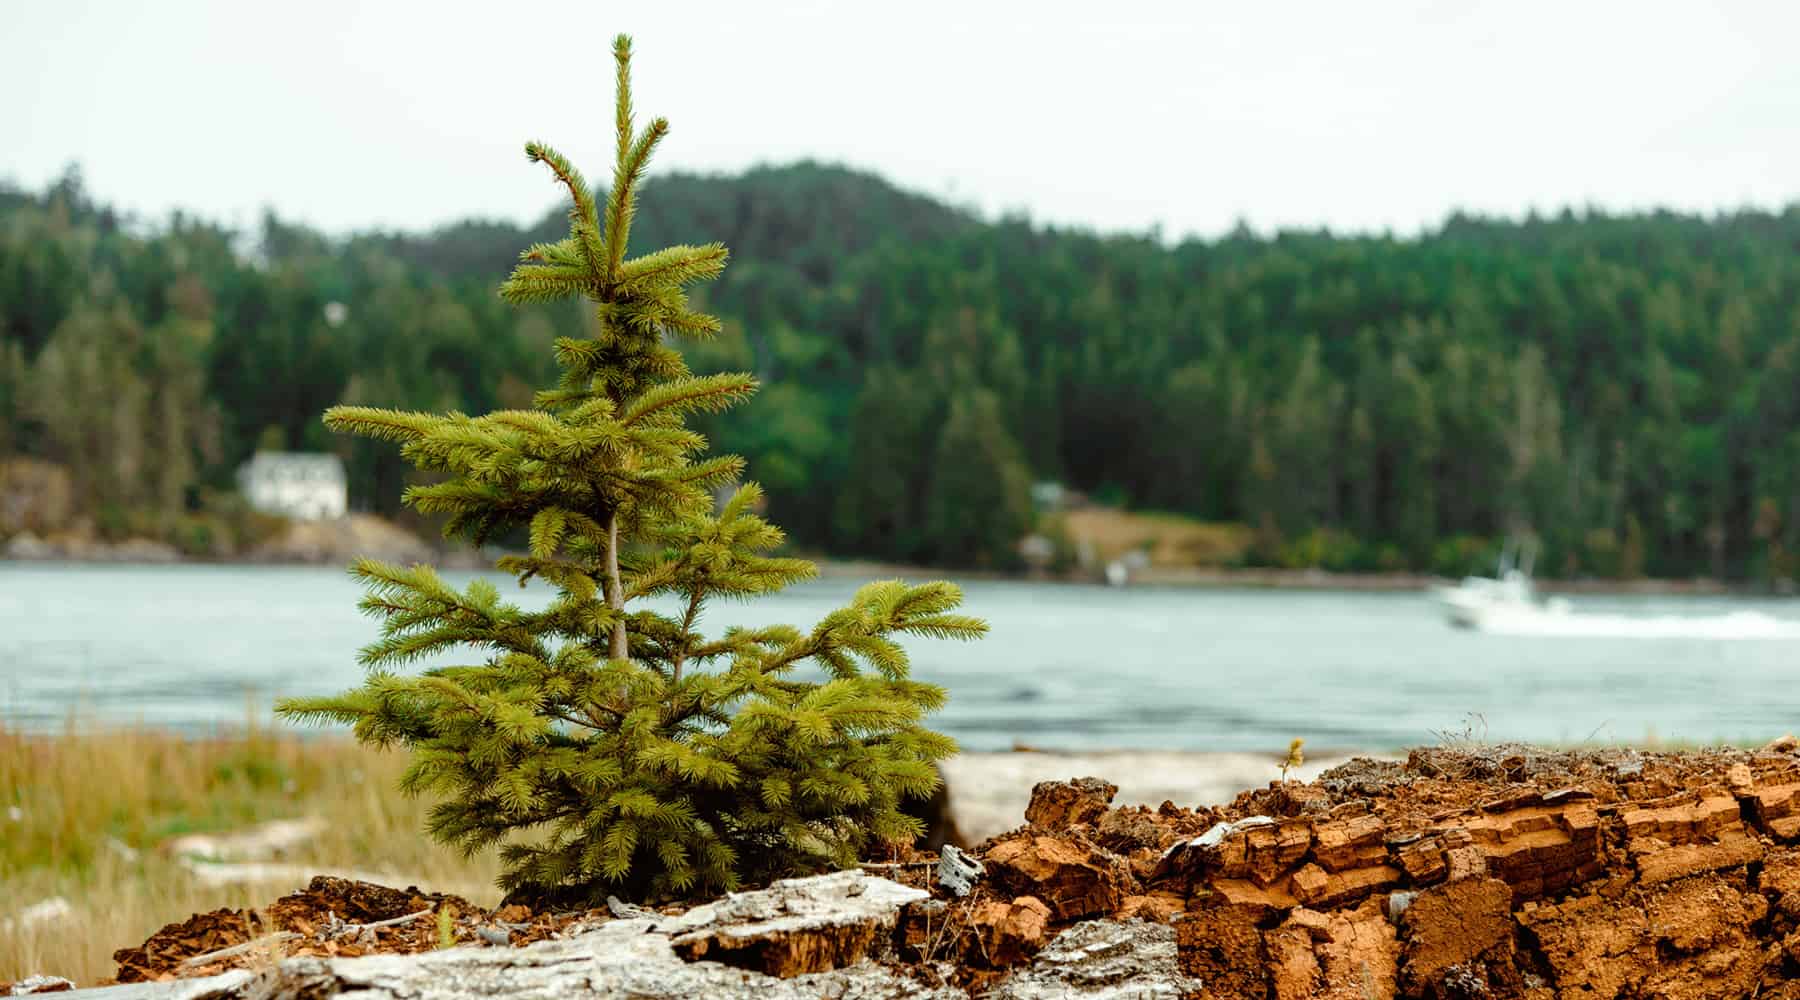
[3,563,1798,750]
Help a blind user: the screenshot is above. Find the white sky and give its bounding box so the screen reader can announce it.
[4,0,1798,240]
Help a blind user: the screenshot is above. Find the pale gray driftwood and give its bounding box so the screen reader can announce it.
[47,872,1199,999]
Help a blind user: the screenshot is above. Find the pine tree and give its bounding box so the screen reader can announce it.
[276,36,984,902]
[835,367,939,561]
[922,389,1033,569]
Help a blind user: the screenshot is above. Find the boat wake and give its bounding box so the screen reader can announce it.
[1462,607,1800,640]
[1435,542,1800,639]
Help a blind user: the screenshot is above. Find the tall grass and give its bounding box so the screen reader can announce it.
[1056,508,1251,567]
[0,719,499,986]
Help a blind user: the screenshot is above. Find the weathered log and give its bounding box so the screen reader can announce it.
[43,871,1197,1000]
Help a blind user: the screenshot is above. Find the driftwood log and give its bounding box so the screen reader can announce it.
[38,869,1197,999]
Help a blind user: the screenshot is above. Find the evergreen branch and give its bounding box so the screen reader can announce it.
[524,142,598,229]
[659,454,745,489]
[670,584,706,684]
[620,556,683,602]
[661,308,724,338]
[402,480,513,517]
[711,556,818,597]
[499,263,596,305]
[617,286,685,335]
[604,117,669,281]
[529,507,570,559]
[273,693,370,728]
[718,482,763,522]
[547,708,603,732]
[891,581,967,618]
[525,141,606,275]
[603,34,653,282]
[552,337,608,381]
[615,243,729,296]
[576,698,626,724]
[621,372,758,427]
[612,35,634,182]
[897,613,989,641]
[516,238,583,267]
[533,386,592,411]
[322,405,437,443]
[628,425,708,462]
[357,627,482,667]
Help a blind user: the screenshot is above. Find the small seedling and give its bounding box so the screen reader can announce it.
[1280,738,1305,783]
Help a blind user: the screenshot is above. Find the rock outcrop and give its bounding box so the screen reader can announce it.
[249,514,433,565]
[43,743,1800,999]
[989,747,1800,998]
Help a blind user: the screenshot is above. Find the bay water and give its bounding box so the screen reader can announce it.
[3,563,1798,751]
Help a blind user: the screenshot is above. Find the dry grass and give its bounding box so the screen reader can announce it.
[0,720,500,986]
[1058,508,1251,568]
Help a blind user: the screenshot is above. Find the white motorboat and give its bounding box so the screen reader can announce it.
[1433,540,1570,630]
[1433,540,1800,639]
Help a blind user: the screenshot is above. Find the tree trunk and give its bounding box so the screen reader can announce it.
[606,511,628,660]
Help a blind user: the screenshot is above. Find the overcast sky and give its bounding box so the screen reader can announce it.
[5,1,1798,240]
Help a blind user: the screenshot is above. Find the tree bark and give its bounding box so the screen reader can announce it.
[606,511,628,660]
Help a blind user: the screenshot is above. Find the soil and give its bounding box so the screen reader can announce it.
[75,739,1800,998]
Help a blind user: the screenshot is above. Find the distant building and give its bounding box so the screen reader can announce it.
[1030,480,1092,514]
[237,452,347,520]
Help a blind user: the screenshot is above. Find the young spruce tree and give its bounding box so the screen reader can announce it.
[277,36,984,902]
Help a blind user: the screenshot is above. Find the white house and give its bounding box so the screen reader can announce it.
[237,451,348,520]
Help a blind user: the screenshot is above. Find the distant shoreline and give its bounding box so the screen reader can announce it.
[811,557,1747,597]
[1115,565,1741,596]
[1,545,1760,597]
[0,515,1761,598]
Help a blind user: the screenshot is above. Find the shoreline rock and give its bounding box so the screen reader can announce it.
[940,749,1389,845]
[0,515,489,568]
[2,531,181,563]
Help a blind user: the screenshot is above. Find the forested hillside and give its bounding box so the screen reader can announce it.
[4,165,1800,580]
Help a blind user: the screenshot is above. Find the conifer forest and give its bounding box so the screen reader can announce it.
[5,167,1800,581]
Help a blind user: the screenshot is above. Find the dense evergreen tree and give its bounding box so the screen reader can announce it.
[275,38,983,901]
[921,389,1034,569]
[835,368,939,563]
[25,301,216,531]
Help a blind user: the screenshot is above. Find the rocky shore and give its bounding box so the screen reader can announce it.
[1,515,486,568]
[19,740,1800,998]
[939,749,1378,844]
